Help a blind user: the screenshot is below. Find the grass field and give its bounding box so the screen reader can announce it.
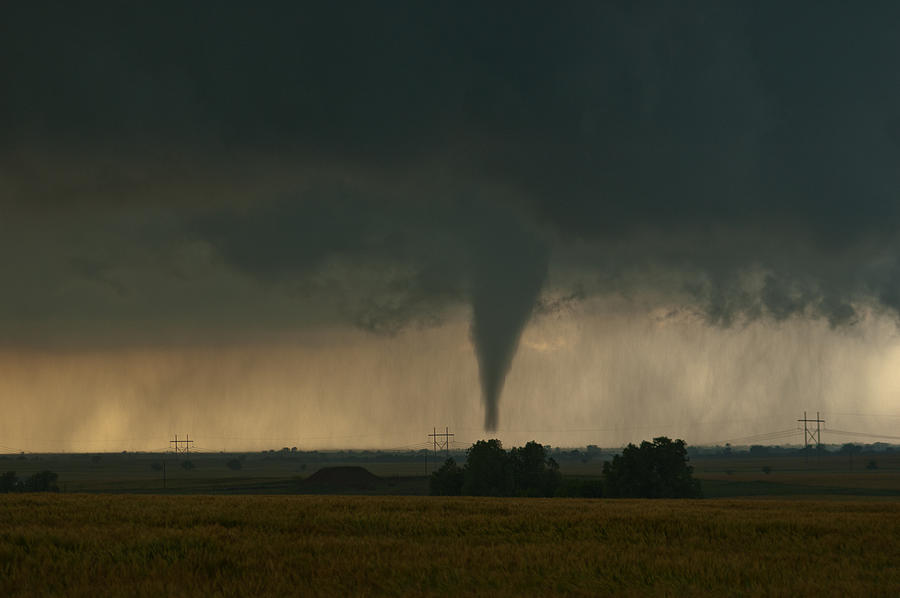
[1,495,899,597]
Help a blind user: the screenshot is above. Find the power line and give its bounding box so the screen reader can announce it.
[7,418,900,455]
[824,428,900,442]
[831,412,900,419]
[701,428,801,447]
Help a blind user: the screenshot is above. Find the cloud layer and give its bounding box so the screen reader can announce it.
[3,3,900,430]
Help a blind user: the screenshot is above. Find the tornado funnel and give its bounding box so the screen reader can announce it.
[468,216,548,430]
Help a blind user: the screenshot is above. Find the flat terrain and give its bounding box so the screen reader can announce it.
[4,450,900,498]
[564,452,900,499]
[1,495,899,597]
[0,453,431,494]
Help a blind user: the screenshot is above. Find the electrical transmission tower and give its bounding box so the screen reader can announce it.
[797,411,824,453]
[428,427,454,459]
[170,434,193,455]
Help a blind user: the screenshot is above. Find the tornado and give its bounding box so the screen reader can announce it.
[468,217,548,430]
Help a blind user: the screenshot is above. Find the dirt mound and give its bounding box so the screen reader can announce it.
[302,466,383,491]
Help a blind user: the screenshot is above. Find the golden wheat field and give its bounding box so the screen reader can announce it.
[1,495,899,597]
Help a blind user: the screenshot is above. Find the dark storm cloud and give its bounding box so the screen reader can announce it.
[4,2,898,234]
[6,2,900,223]
[190,190,548,427]
[4,1,900,424]
[189,191,470,334]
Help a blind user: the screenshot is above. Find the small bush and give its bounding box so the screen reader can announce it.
[226,458,243,471]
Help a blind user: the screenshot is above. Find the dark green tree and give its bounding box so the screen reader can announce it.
[462,439,513,496]
[0,471,20,493]
[429,458,464,496]
[23,470,59,493]
[508,441,561,497]
[602,437,701,498]
[839,443,863,455]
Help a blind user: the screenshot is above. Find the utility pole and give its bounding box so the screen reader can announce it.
[797,411,825,463]
[428,427,454,460]
[817,412,822,456]
[170,433,194,456]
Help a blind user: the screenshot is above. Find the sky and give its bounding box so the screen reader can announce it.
[3,2,900,452]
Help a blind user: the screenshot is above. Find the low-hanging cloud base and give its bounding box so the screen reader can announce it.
[1,298,898,453]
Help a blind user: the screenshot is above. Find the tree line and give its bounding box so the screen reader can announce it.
[0,470,60,493]
[430,437,701,498]
[430,439,562,497]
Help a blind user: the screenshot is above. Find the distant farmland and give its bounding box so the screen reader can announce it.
[3,449,900,498]
[1,495,899,597]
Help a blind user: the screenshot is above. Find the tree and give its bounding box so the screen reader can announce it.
[23,471,59,493]
[429,458,464,496]
[0,471,20,493]
[602,437,701,498]
[839,443,863,455]
[508,441,561,497]
[443,440,563,497]
[1,470,61,493]
[461,439,514,496]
